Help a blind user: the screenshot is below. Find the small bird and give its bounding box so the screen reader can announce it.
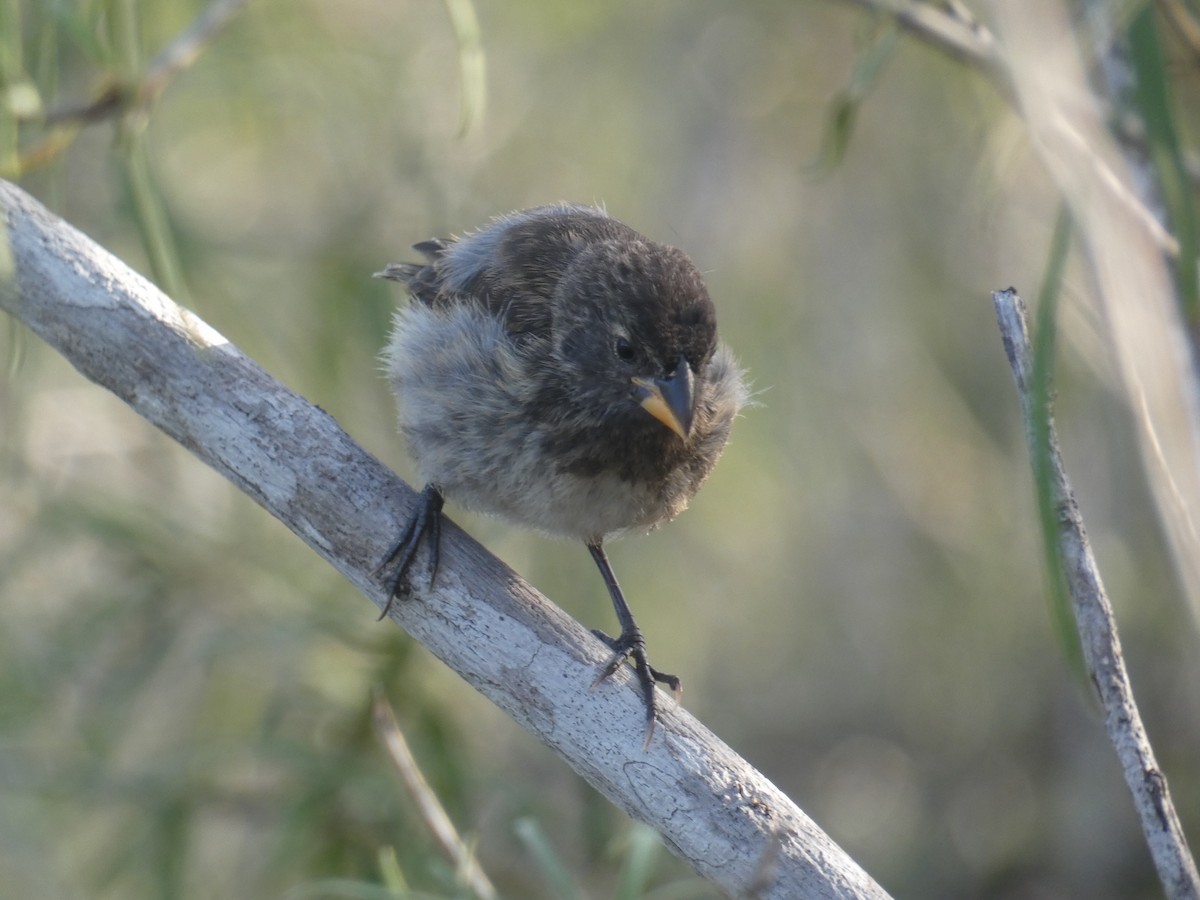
[378,204,748,745]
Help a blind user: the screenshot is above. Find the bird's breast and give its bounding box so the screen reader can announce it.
[384,302,737,541]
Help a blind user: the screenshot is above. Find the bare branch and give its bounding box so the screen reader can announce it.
[992,288,1200,900]
[0,179,892,900]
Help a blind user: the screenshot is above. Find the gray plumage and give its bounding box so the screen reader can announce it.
[381,204,746,539]
[378,204,748,744]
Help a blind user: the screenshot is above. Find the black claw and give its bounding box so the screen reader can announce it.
[590,626,682,749]
[585,541,683,748]
[592,629,681,694]
[376,485,445,619]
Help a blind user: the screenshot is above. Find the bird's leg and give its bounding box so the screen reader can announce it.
[586,541,681,748]
[376,485,445,619]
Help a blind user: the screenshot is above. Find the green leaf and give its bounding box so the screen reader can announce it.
[808,25,899,176]
[1030,205,1085,682]
[1128,6,1200,328]
[614,824,662,900]
[441,0,487,138]
[514,817,583,900]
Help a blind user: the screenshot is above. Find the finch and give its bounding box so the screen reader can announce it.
[379,204,748,745]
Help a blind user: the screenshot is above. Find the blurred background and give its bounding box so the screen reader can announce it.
[1,1,1198,897]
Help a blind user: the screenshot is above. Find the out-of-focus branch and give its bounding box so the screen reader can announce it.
[844,0,1200,624]
[832,0,1182,257]
[373,693,497,900]
[41,0,250,127]
[0,179,892,900]
[835,0,1002,75]
[993,288,1200,900]
[994,1,1200,625]
[3,0,249,177]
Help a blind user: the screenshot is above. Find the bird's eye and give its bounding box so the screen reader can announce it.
[614,337,635,361]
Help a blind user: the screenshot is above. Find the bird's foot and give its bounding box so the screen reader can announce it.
[591,627,682,749]
[375,485,444,620]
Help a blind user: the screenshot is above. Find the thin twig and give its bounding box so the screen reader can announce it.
[372,692,497,900]
[992,288,1200,900]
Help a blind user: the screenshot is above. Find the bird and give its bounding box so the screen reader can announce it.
[377,204,748,746]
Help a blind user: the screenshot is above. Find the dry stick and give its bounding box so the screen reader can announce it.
[0,180,891,900]
[992,288,1200,900]
[373,693,497,900]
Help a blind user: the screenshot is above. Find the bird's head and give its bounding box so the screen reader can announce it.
[549,239,718,442]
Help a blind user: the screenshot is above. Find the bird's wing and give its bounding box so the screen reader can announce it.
[385,206,638,340]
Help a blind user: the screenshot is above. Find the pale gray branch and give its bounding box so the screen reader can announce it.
[0,179,891,900]
[992,288,1200,900]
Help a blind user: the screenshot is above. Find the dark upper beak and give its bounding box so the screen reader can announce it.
[632,358,695,440]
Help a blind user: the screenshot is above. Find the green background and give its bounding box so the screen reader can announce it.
[1,1,1198,898]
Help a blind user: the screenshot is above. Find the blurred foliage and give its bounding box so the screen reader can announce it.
[1,1,1199,898]
[1128,3,1200,331]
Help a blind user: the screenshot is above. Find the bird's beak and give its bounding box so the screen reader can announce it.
[632,360,695,440]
